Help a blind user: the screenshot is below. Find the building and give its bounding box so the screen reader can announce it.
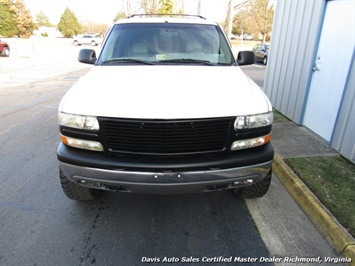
[264,0,354,162]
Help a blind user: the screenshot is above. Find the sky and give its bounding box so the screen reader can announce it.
[24,0,231,26]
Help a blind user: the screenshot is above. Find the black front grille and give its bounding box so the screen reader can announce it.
[99,117,234,155]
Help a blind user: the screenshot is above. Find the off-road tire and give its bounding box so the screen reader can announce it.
[235,169,272,199]
[59,168,102,201]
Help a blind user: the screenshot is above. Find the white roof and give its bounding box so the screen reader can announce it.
[115,15,218,26]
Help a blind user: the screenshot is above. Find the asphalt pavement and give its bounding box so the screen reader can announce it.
[0,37,97,89]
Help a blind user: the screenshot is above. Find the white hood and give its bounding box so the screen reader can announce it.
[59,65,272,119]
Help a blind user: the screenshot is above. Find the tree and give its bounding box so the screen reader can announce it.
[247,0,274,42]
[36,11,51,27]
[113,11,127,22]
[157,0,173,14]
[58,7,81,38]
[140,0,159,14]
[0,2,17,37]
[120,0,137,17]
[11,0,36,37]
[0,0,36,38]
[233,9,254,36]
[233,0,274,42]
[81,21,109,36]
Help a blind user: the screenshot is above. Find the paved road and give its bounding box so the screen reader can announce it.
[0,38,91,88]
[0,67,272,265]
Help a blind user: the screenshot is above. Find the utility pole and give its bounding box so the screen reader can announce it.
[226,0,234,39]
[197,0,201,15]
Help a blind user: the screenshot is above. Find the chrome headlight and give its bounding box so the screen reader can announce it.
[58,112,99,131]
[234,112,273,130]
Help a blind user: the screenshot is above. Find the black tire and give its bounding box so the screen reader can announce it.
[59,168,102,201]
[234,169,272,199]
[73,40,79,46]
[263,56,267,65]
[1,47,10,57]
[91,41,97,46]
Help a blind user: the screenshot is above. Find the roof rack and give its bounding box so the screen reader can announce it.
[128,14,206,20]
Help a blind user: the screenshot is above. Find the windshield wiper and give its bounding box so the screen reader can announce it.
[101,58,155,65]
[158,59,216,66]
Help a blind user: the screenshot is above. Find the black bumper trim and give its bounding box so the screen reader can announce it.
[57,142,274,172]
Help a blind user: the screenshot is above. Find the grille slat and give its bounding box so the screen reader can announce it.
[99,117,233,155]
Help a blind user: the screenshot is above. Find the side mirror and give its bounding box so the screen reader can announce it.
[237,51,255,66]
[78,49,97,64]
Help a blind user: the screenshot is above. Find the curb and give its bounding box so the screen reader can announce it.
[272,154,355,264]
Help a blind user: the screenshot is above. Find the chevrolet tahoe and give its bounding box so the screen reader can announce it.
[57,14,274,200]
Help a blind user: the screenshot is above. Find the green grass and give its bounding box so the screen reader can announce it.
[273,109,290,123]
[284,156,355,237]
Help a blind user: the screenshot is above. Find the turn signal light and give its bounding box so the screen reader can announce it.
[231,134,271,151]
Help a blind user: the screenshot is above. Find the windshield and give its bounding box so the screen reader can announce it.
[98,23,234,65]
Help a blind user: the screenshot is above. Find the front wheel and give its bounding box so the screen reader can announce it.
[263,56,268,65]
[59,168,102,201]
[234,169,272,198]
[1,47,10,57]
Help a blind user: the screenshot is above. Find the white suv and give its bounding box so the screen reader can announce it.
[57,14,274,200]
[73,33,102,46]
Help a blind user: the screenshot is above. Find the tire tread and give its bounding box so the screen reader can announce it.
[59,168,102,201]
[237,170,272,199]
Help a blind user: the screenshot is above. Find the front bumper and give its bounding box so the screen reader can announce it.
[57,142,274,194]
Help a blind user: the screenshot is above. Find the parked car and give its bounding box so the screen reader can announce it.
[0,40,10,57]
[73,34,102,46]
[243,35,254,40]
[252,43,269,65]
[57,14,274,201]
